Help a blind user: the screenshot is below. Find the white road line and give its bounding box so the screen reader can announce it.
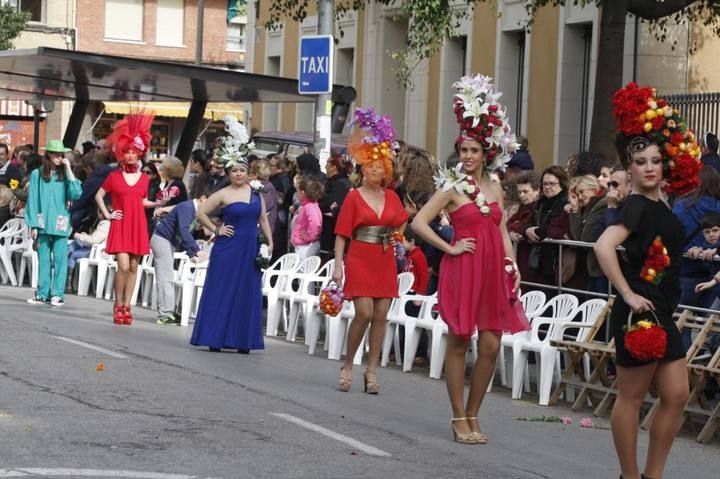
[53,336,128,359]
[0,470,200,478]
[269,412,392,457]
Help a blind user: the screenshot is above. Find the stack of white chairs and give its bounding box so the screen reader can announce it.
[380,291,435,368]
[272,255,322,337]
[286,259,335,344]
[496,290,548,387]
[511,297,606,406]
[263,253,301,336]
[13,222,37,288]
[0,218,23,286]
[76,242,110,298]
[178,259,209,326]
[327,272,414,366]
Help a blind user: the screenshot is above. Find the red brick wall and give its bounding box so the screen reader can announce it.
[76,0,244,67]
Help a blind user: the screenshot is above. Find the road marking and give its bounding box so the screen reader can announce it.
[0,470,201,478]
[269,412,392,457]
[53,336,128,359]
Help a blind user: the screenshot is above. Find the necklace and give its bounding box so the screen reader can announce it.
[434,164,491,216]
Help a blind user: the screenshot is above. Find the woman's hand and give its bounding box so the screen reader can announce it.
[622,291,655,313]
[447,238,476,256]
[525,227,541,243]
[696,279,718,293]
[332,263,344,285]
[61,157,72,169]
[30,228,37,240]
[108,210,123,221]
[513,270,522,292]
[509,231,522,243]
[216,224,234,237]
[153,206,169,218]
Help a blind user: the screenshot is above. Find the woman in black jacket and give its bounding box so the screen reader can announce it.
[319,155,351,258]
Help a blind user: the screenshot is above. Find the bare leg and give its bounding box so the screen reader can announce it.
[114,253,130,306]
[466,331,501,433]
[365,298,391,373]
[123,255,140,307]
[446,333,472,435]
[612,362,657,479]
[343,297,373,370]
[643,358,689,478]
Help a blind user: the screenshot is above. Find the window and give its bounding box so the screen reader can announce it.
[156,0,184,47]
[227,19,246,52]
[105,0,144,42]
[8,0,43,22]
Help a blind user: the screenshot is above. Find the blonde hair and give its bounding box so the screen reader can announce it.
[250,159,271,180]
[574,174,601,194]
[160,156,185,180]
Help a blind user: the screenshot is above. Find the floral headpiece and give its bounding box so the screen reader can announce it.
[107,111,154,162]
[612,82,701,195]
[348,106,395,184]
[216,115,254,169]
[453,74,519,172]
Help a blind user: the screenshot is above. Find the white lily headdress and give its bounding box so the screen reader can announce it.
[216,115,254,168]
[453,74,520,171]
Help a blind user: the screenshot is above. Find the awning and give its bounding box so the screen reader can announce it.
[103,101,245,121]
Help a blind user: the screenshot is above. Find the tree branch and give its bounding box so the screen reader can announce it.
[628,0,700,20]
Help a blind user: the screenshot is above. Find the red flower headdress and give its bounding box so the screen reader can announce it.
[612,82,701,195]
[107,110,155,171]
[348,106,396,184]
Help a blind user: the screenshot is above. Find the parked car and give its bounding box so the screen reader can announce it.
[251,131,349,160]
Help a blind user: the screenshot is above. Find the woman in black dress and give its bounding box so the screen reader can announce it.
[595,82,699,479]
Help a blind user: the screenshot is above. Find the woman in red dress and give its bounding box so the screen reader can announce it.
[414,75,529,445]
[95,113,161,324]
[332,107,408,394]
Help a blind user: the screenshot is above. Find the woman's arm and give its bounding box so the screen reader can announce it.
[94,187,121,221]
[197,189,228,236]
[413,189,475,256]
[258,194,273,254]
[594,224,655,312]
[332,235,347,284]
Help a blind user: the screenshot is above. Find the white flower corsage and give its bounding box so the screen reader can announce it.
[250,179,265,193]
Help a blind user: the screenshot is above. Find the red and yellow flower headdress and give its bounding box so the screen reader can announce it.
[612,82,701,195]
[348,106,395,184]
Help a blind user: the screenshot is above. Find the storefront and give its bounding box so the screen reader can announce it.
[0,100,46,151]
[97,102,247,159]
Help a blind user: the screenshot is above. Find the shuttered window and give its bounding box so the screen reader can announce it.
[105,0,144,42]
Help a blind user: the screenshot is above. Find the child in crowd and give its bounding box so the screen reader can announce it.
[291,175,323,259]
[692,211,720,299]
[25,140,82,306]
[402,225,429,296]
[150,188,210,325]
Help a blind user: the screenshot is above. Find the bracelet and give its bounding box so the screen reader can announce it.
[215,225,221,236]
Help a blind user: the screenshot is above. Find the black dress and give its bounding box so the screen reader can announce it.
[609,195,686,368]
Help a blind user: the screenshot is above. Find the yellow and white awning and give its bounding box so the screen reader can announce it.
[103,101,245,121]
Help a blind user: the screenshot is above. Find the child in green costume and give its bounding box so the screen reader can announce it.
[25,140,82,306]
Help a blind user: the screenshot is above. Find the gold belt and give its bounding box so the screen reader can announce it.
[353,226,394,251]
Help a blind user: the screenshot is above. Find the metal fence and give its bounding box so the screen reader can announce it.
[663,92,720,139]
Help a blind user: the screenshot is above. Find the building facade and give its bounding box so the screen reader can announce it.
[247,0,720,170]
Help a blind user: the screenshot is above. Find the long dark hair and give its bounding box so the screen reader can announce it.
[682,166,720,206]
[41,153,66,182]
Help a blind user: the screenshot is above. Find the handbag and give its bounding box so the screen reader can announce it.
[319,281,344,317]
[623,310,667,361]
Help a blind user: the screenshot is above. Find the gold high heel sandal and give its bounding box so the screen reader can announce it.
[451,417,478,445]
[338,367,352,392]
[363,370,380,394]
[467,416,487,444]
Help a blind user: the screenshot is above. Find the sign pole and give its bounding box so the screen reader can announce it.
[314,0,333,172]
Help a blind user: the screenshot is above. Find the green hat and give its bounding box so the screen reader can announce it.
[43,140,70,153]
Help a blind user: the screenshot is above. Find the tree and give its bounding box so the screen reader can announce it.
[0,5,30,51]
[267,1,720,159]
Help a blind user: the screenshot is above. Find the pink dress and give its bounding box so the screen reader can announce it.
[438,202,529,337]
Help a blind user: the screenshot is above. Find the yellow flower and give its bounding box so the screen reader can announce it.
[648,268,656,277]
[645,109,657,120]
[636,320,653,329]
[643,122,653,133]
[8,179,19,190]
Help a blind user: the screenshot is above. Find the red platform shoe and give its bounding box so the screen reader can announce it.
[123,305,133,325]
[113,304,125,324]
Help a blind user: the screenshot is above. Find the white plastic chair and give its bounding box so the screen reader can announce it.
[76,243,110,298]
[263,254,306,336]
[496,290,547,386]
[274,255,322,338]
[380,289,432,368]
[286,259,335,344]
[511,298,604,406]
[179,260,209,326]
[0,218,23,286]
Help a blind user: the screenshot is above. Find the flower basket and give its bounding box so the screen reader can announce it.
[319,281,344,317]
[623,310,667,362]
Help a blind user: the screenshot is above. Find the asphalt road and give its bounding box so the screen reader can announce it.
[0,285,718,479]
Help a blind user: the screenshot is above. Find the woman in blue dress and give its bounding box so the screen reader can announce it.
[190,116,273,353]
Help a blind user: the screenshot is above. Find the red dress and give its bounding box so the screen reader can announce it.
[438,202,529,337]
[102,170,150,255]
[335,189,408,299]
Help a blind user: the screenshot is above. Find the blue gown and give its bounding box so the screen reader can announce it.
[190,193,265,351]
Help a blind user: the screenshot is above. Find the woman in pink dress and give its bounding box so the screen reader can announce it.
[414,75,529,445]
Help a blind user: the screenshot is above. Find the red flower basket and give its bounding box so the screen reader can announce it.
[319,281,344,317]
[624,310,667,362]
